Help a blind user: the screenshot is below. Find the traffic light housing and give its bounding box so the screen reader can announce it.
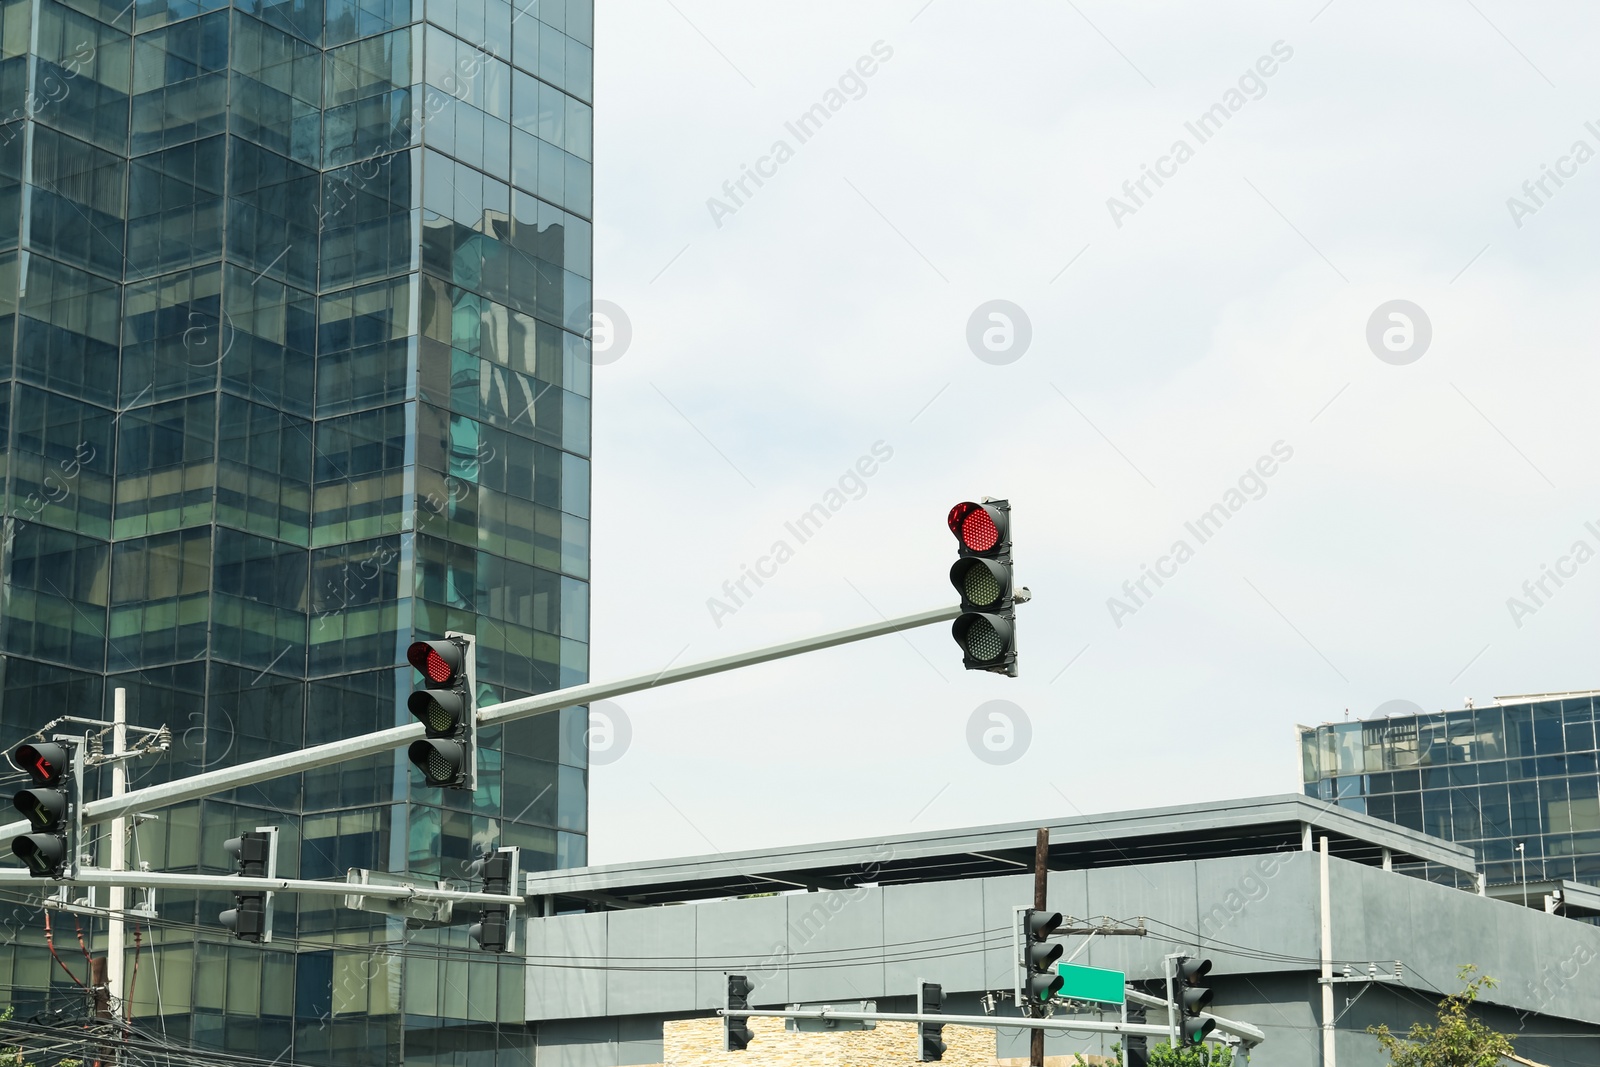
[220,830,275,942]
[917,980,946,1061]
[406,633,477,791]
[1174,956,1215,1045]
[9,741,77,878]
[948,500,1017,676]
[468,847,519,953]
[1023,909,1064,1004]
[724,973,754,1051]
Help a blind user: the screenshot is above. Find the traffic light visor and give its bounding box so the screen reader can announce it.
[955,615,1008,662]
[13,788,66,831]
[407,640,462,684]
[1183,1018,1216,1044]
[950,557,1010,608]
[1027,910,1062,939]
[947,502,1002,553]
[12,834,64,876]
[13,743,67,787]
[408,690,466,733]
[408,739,465,784]
[1178,957,1212,982]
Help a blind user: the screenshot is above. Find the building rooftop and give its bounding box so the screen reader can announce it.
[523,794,1478,909]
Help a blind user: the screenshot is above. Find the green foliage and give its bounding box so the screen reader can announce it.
[1369,966,1514,1067]
[1077,1039,1235,1067]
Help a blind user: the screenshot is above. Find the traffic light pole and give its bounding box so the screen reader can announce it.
[0,605,966,843]
[106,688,127,1021]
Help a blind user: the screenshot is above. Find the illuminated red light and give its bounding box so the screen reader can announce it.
[14,744,61,787]
[948,503,999,553]
[407,641,457,684]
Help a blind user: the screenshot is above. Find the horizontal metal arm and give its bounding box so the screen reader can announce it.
[723,1007,1243,1043]
[0,606,962,846]
[0,867,520,905]
[1124,988,1266,1045]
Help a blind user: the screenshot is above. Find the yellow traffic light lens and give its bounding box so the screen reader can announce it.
[418,700,455,733]
[963,565,1001,607]
[965,618,1003,661]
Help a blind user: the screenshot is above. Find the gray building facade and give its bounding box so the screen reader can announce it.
[519,796,1600,1067]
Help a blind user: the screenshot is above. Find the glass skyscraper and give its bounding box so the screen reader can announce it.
[0,0,592,1061]
[1300,693,1600,890]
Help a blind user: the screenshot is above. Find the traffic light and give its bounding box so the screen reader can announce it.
[9,741,77,878]
[1022,909,1064,1004]
[1174,956,1215,1045]
[220,831,274,942]
[948,499,1017,676]
[917,980,946,1062]
[724,973,754,1051]
[468,847,518,953]
[406,634,477,791]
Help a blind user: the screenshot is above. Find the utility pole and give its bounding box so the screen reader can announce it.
[1320,835,1334,1067]
[1031,826,1048,1067]
[107,687,127,1019]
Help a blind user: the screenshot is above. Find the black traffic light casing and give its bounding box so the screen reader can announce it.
[1174,956,1215,1045]
[9,741,77,879]
[917,980,946,1062]
[220,830,275,942]
[1125,1004,1148,1067]
[948,500,1017,676]
[724,973,754,1052]
[1023,909,1064,1004]
[406,633,478,792]
[468,847,519,953]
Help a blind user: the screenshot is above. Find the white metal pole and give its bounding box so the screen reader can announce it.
[9,867,520,905]
[727,1007,1241,1043]
[1320,835,1334,1067]
[106,688,127,1014]
[0,606,962,841]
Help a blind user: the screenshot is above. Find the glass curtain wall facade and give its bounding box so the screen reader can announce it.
[0,0,593,1062]
[1300,694,1600,890]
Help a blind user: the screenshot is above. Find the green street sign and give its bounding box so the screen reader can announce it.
[1055,962,1126,1004]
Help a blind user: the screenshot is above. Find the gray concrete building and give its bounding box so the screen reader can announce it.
[519,795,1600,1067]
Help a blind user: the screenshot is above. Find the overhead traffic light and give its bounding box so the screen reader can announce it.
[1022,909,1064,1004]
[948,499,1018,676]
[724,973,754,1051]
[9,741,78,878]
[220,830,275,942]
[468,846,519,953]
[917,980,946,1062]
[406,633,477,791]
[1173,956,1215,1045]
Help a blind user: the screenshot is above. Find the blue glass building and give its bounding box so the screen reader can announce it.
[1300,693,1600,890]
[0,0,593,1061]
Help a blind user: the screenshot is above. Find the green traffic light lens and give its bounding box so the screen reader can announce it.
[965,618,1003,661]
[963,565,1001,607]
[424,749,455,782]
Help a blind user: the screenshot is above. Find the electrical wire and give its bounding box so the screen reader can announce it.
[42,908,86,988]
[126,923,142,1025]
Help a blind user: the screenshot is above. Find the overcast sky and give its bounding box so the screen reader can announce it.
[583,0,1600,866]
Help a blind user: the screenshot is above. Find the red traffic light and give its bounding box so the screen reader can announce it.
[947,501,1005,554]
[13,743,67,787]
[407,640,464,685]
